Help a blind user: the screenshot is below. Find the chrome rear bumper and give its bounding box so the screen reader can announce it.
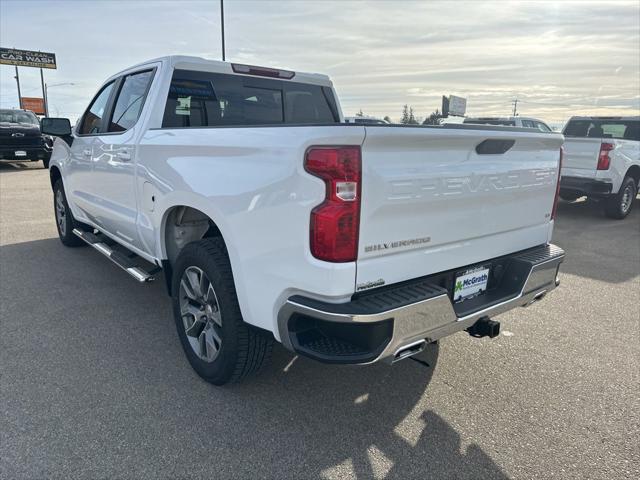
[277,244,565,364]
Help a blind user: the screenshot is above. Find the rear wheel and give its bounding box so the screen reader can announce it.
[53,180,86,247]
[604,176,637,219]
[171,238,273,385]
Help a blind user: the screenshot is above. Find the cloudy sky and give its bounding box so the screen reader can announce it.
[1,0,638,127]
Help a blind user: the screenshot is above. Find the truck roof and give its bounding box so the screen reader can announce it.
[113,55,334,88]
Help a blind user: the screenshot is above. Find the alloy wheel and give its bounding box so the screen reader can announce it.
[621,184,634,214]
[179,266,223,362]
[55,190,66,236]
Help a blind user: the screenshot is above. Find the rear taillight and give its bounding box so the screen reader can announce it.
[305,146,361,262]
[597,142,614,170]
[551,146,563,221]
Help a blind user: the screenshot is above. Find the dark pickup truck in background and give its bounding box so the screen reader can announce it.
[0,108,53,168]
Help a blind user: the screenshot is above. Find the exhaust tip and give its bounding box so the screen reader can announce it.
[393,340,426,363]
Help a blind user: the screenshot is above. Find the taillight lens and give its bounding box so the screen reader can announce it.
[551,146,563,220]
[597,142,614,170]
[305,146,361,262]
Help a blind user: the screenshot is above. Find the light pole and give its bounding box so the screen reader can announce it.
[44,82,74,117]
[220,0,226,61]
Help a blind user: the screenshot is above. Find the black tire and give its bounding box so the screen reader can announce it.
[171,237,273,385]
[42,158,50,169]
[560,192,581,202]
[53,179,86,247]
[604,176,637,219]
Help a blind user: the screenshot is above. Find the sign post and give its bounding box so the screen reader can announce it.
[1,47,57,116]
[40,68,48,116]
[14,66,22,108]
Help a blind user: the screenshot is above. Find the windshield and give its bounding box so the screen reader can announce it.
[0,110,39,126]
[563,119,640,141]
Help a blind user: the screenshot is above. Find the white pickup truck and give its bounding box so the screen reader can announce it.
[41,56,565,385]
[560,116,639,218]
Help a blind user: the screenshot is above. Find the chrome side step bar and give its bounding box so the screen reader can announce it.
[72,228,155,283]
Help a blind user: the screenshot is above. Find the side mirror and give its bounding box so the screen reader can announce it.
[41,117,72,137]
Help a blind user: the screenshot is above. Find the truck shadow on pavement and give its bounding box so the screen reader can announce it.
[553,197,640,284]
[234,345,510,480]
[0,237,509,479]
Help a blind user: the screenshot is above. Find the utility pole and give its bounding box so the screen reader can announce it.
[512,98,518,116]
[14,66,22,108]
[220,0,226,61]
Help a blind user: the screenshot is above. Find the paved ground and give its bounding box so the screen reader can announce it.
[1,161,639,480]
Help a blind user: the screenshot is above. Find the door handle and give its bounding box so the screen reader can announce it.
[116,151,131,162]
[83,149,92,157]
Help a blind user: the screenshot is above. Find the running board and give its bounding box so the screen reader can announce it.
[72,228,156,283]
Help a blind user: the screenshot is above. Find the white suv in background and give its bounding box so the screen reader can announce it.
[463,116,553,132]
[344,115,389,125]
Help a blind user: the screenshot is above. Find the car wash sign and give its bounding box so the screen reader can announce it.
[0,47,57,69]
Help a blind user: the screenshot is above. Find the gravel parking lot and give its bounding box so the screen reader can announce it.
[1,161,638,480]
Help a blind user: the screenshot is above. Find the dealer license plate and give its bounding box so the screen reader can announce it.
[454,267,490,302]
[15,151,27,157]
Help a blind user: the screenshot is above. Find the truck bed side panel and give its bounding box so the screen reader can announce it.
[137,126,366,338]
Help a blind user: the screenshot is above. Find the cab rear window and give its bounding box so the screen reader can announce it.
[563,120,640,141]
[162,69,339,128]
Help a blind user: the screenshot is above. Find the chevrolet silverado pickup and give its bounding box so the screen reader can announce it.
[0,108,53,168]
[41,56,565,385]
[560,116,639,218]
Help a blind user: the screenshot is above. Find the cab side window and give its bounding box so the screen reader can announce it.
[521,120,535,128]
[108,70,154,132]
[78,81,116,135]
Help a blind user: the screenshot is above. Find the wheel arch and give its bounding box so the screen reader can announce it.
[158,201,240,299]
[161,205,225,266]
[49,165,62,190]
[624,164,640,186]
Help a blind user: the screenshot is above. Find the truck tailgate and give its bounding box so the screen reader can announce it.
[356,126,563,289]
[561,137,601,176]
